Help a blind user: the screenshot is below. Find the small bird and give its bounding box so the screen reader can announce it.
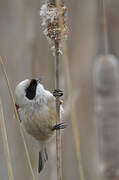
[15,79,66,173]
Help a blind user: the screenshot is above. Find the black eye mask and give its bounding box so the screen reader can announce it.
[25,79,37,100]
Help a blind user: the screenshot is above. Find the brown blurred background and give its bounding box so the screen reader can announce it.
[0,0,119,180]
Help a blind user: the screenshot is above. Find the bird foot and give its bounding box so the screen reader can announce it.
[52,122,67,131]
[53,89,63,97]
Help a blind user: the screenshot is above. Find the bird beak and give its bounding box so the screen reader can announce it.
[37,79,41,84]
[37,77,43,83]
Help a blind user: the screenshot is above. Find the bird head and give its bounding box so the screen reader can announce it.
[15,79,44,108]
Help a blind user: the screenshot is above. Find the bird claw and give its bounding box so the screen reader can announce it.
[52,122,67,131]
[53,89,63,97]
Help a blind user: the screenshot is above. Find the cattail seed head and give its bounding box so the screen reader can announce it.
[40,0,68,53]
[93,55,119,179]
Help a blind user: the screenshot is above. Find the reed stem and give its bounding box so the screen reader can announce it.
[0,98,14,180]
[55,40,62,180]
[0,56,35,180]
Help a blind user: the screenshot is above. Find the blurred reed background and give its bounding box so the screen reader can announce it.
[0,0,119,180]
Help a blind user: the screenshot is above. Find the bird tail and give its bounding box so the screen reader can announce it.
[38,146,48,173]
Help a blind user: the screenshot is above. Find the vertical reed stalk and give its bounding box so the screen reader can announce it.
[55,41,62,180]
[54,1,64,179]
[40,0,67,179]
[62,45,85,180]
[99,0,108,54]
[0,98,14,180]
[102,0,108,54]
[55,0,85,179]
[0,56,35,180]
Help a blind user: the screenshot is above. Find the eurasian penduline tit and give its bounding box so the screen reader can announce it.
[15,79,66,173]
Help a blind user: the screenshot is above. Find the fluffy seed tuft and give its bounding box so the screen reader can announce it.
[40,0,68,54]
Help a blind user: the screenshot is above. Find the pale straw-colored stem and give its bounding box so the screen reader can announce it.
[100,0,108,54]
[0,56,35,180]
[55,0,85,179]
[55,40,62,180]
[63,45,85,180]
[0,98,14,180]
